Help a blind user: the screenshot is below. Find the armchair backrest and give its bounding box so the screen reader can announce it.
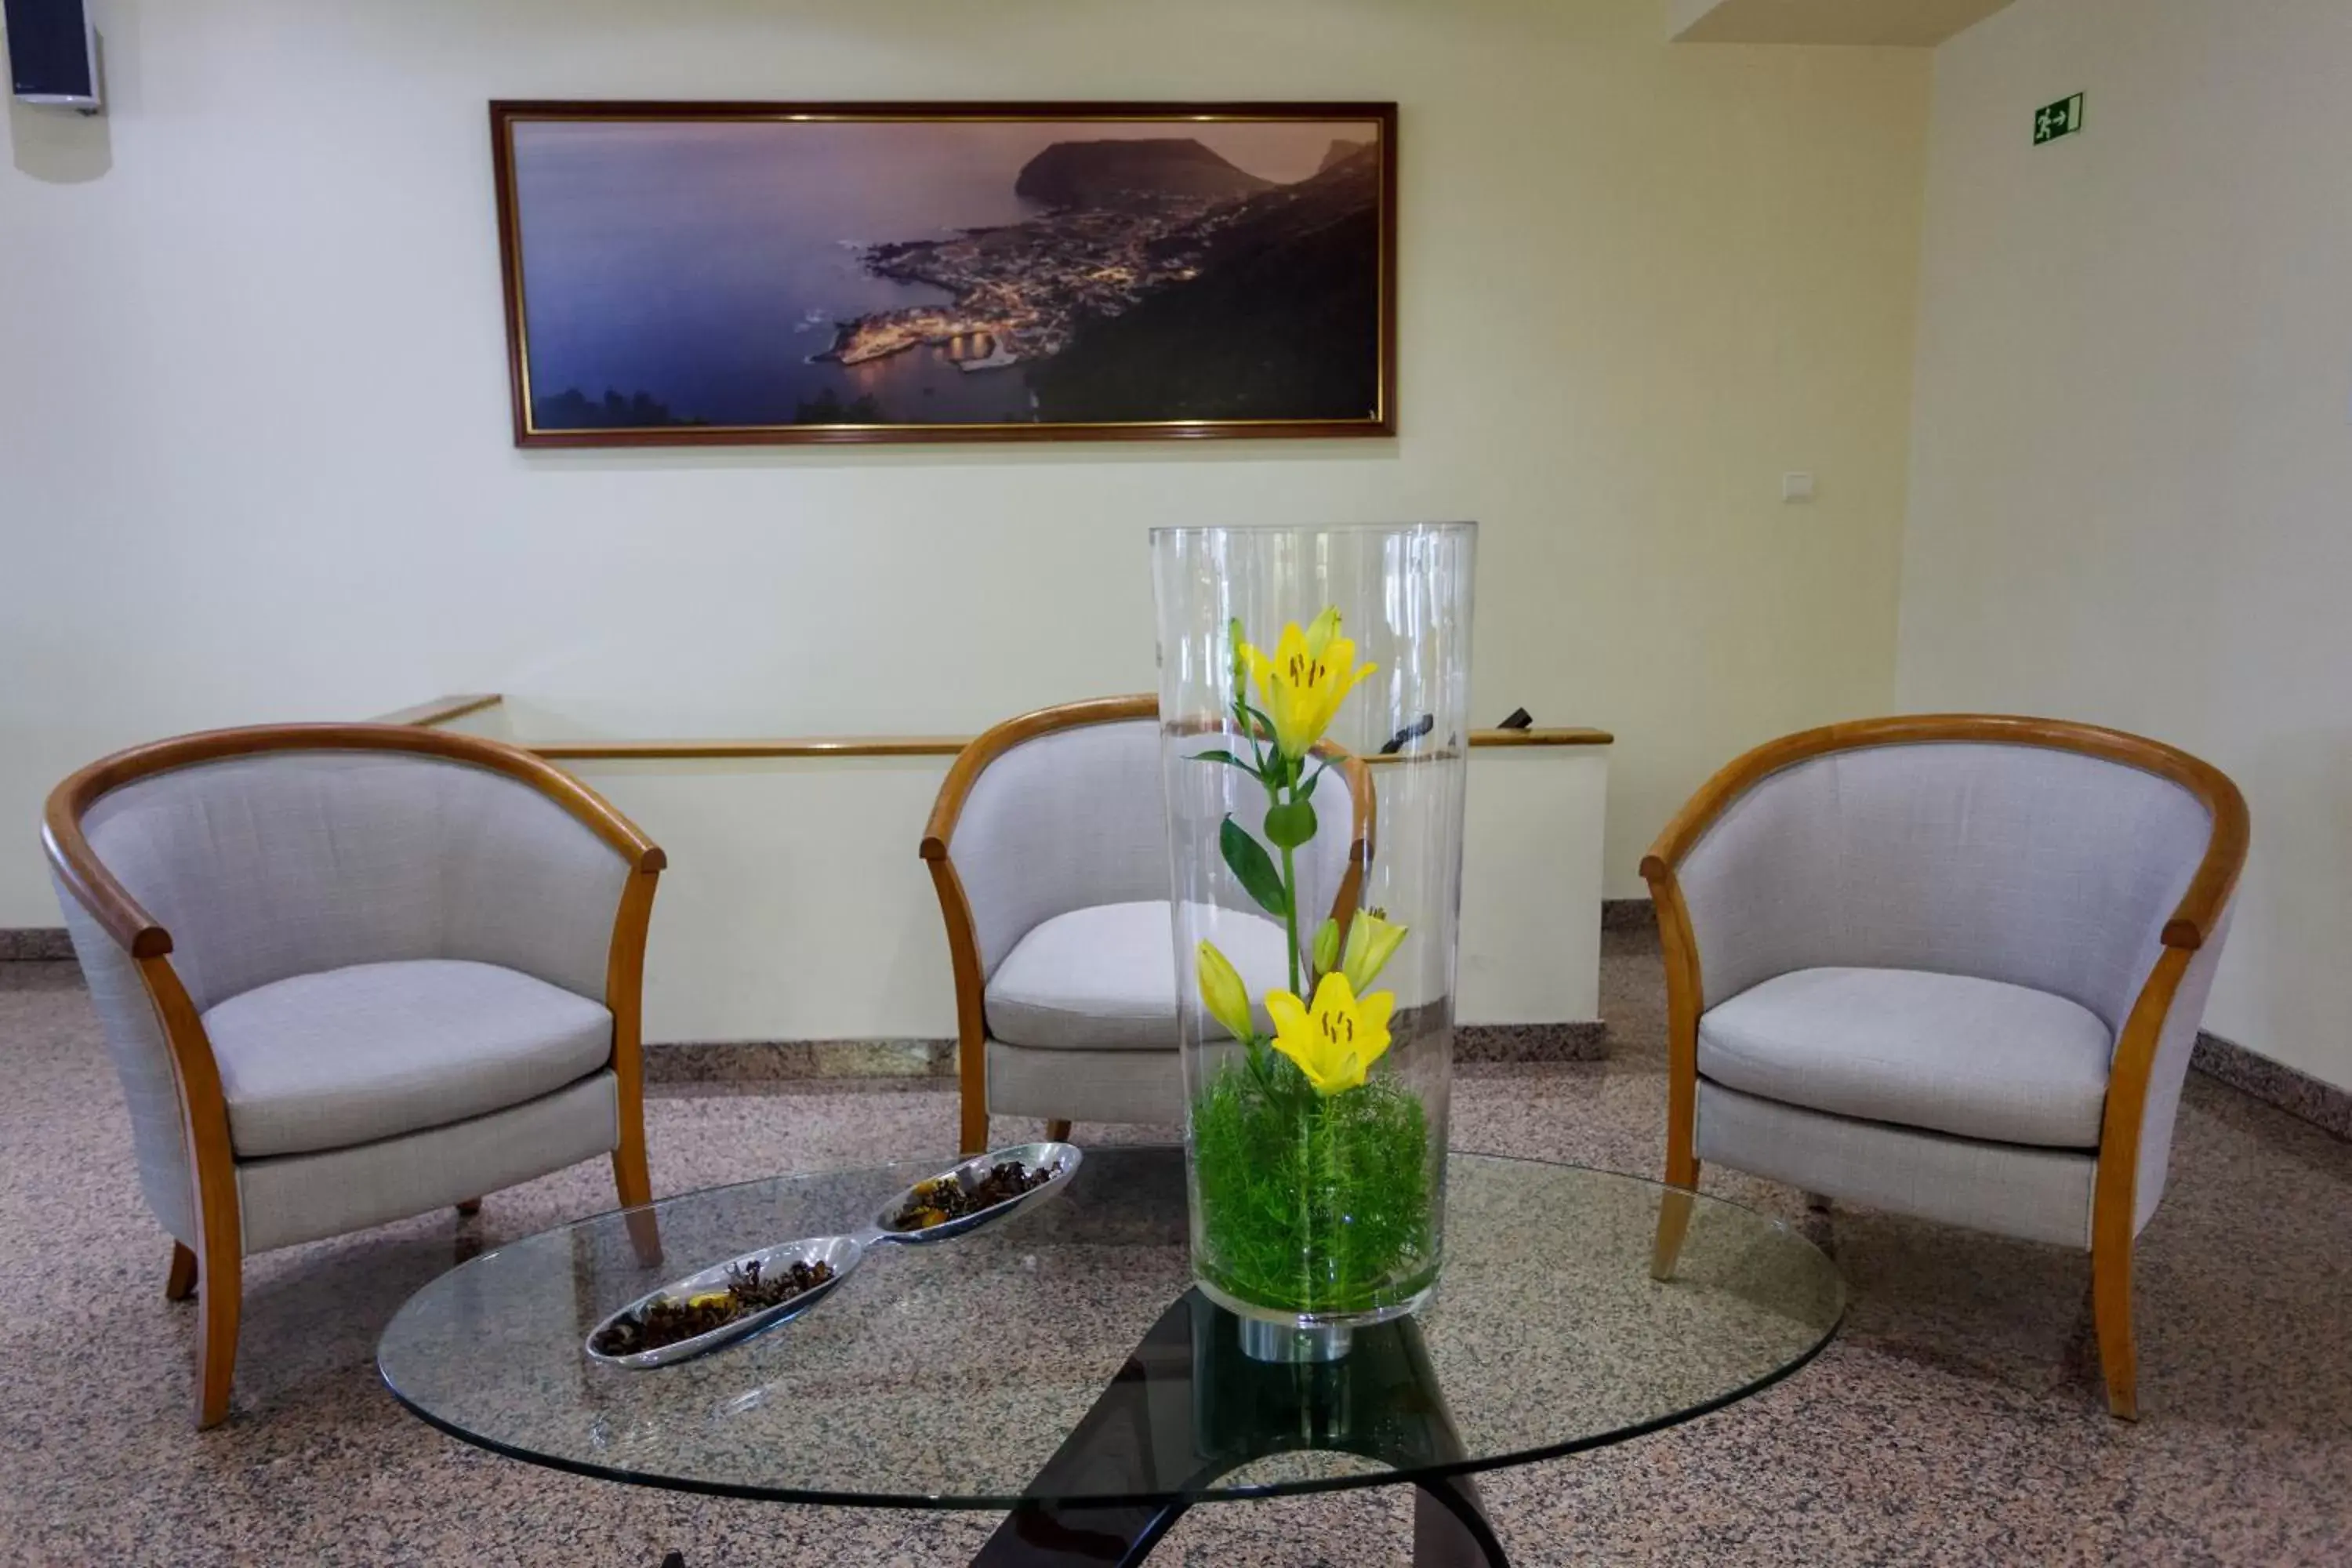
[50,735,648,1014]
[923,696,1367,980]
[938,709,1170,978]
[1664,723,2238,1034]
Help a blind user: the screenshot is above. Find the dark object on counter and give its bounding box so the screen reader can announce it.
[1379,713,1436,755]
[1496,707,1533,731]
[887,1160,1052,1232]
[590,1257,836,1356]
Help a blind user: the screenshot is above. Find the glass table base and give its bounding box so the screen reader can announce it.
[969,1290,1508,1566]
[649,1287,1508,1567]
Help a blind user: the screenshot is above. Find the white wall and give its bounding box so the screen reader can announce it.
[2,0,1929,935]
[1900,0,2352,1087]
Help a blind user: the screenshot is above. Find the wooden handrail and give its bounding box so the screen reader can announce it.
[367,693,504,728]
[383,693,1613,758]
[1467,727,1615,749]
[539,735,975,760]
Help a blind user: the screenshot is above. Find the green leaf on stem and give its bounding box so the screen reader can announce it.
[1220,817,1290,918]
[1190,749,1267,782]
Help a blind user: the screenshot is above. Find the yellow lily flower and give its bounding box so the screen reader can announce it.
[1265,972,1395,1096]
[1339,910,1409,993]
[1196,941,1255,1043]
[1240,608,1377,761]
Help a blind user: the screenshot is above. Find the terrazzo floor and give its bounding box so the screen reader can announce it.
[2,932,2347,1566]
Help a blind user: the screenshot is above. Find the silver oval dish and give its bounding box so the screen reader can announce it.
[581,1142,1081,1370]
[871,1141,1082,1244]
[583,1232,864,1370]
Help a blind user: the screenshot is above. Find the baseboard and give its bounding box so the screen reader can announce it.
[1601,898,1657,932]
[646,1039,955,1084]
[0,927,71,961]
[647,1020,1609,1085]
[2194,1031,2352,1142]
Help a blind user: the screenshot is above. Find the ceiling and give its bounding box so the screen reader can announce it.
[1668,0,2024,47]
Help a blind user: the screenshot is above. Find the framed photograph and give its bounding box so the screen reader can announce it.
[488,100,1397,447]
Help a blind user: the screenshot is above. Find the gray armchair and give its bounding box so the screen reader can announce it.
[44,724,666,1428]
[1643,715,2247,1419]
[921,695,1369,1155]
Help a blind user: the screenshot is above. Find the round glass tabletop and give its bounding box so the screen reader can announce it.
[379,1146,1840,1510]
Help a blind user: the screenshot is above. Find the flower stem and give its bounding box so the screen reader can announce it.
[1243,1034,1276,1101]
[1279,830,1301,998]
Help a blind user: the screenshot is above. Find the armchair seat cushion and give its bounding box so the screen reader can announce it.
[985,900,1292,1052]
[1697,966,2113,1149]
[202,959,614,1158]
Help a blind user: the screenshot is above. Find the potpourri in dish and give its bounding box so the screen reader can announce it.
[885,1160,1052,1232]
[589,1258,836,1356]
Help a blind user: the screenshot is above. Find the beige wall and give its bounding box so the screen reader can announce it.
[1,0,1929,935]
[1899,0,2352,1086]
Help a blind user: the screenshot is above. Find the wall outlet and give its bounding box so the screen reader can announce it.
[1782,472,1815,503]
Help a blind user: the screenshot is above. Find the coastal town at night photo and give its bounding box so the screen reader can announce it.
[495,107,1392,444]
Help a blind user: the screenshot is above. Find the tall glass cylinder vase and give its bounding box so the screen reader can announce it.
[1152,521,1476,1345]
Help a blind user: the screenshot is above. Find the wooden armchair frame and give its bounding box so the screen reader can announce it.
[1642,715,2247,1421]
[43,724,666,1428]
[921,695,1375,1156]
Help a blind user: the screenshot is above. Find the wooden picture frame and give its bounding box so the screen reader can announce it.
[488,100,1399,448]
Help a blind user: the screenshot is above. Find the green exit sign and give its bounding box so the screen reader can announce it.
[2034,93,2086,145]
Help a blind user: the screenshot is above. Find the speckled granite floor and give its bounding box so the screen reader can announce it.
[2,934,2347,1566]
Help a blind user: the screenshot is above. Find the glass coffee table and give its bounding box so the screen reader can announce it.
[379,1146,1840,1566]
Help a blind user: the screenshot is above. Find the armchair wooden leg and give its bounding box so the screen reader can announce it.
[2092,1230,2139,1421]
[607,1033,662,1266]
[612,1144,662,1269]
[1045,1120,1072,1143]
[1650,877,1703,1284]
[1651,1082,1701,1281]
[165,1241,198,1301]
[959,1084,989,1159]
[1650,1160,1700,1282]
[194,1239,241,1429]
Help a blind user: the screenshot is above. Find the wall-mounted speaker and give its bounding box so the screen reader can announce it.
[5,0,101,113]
